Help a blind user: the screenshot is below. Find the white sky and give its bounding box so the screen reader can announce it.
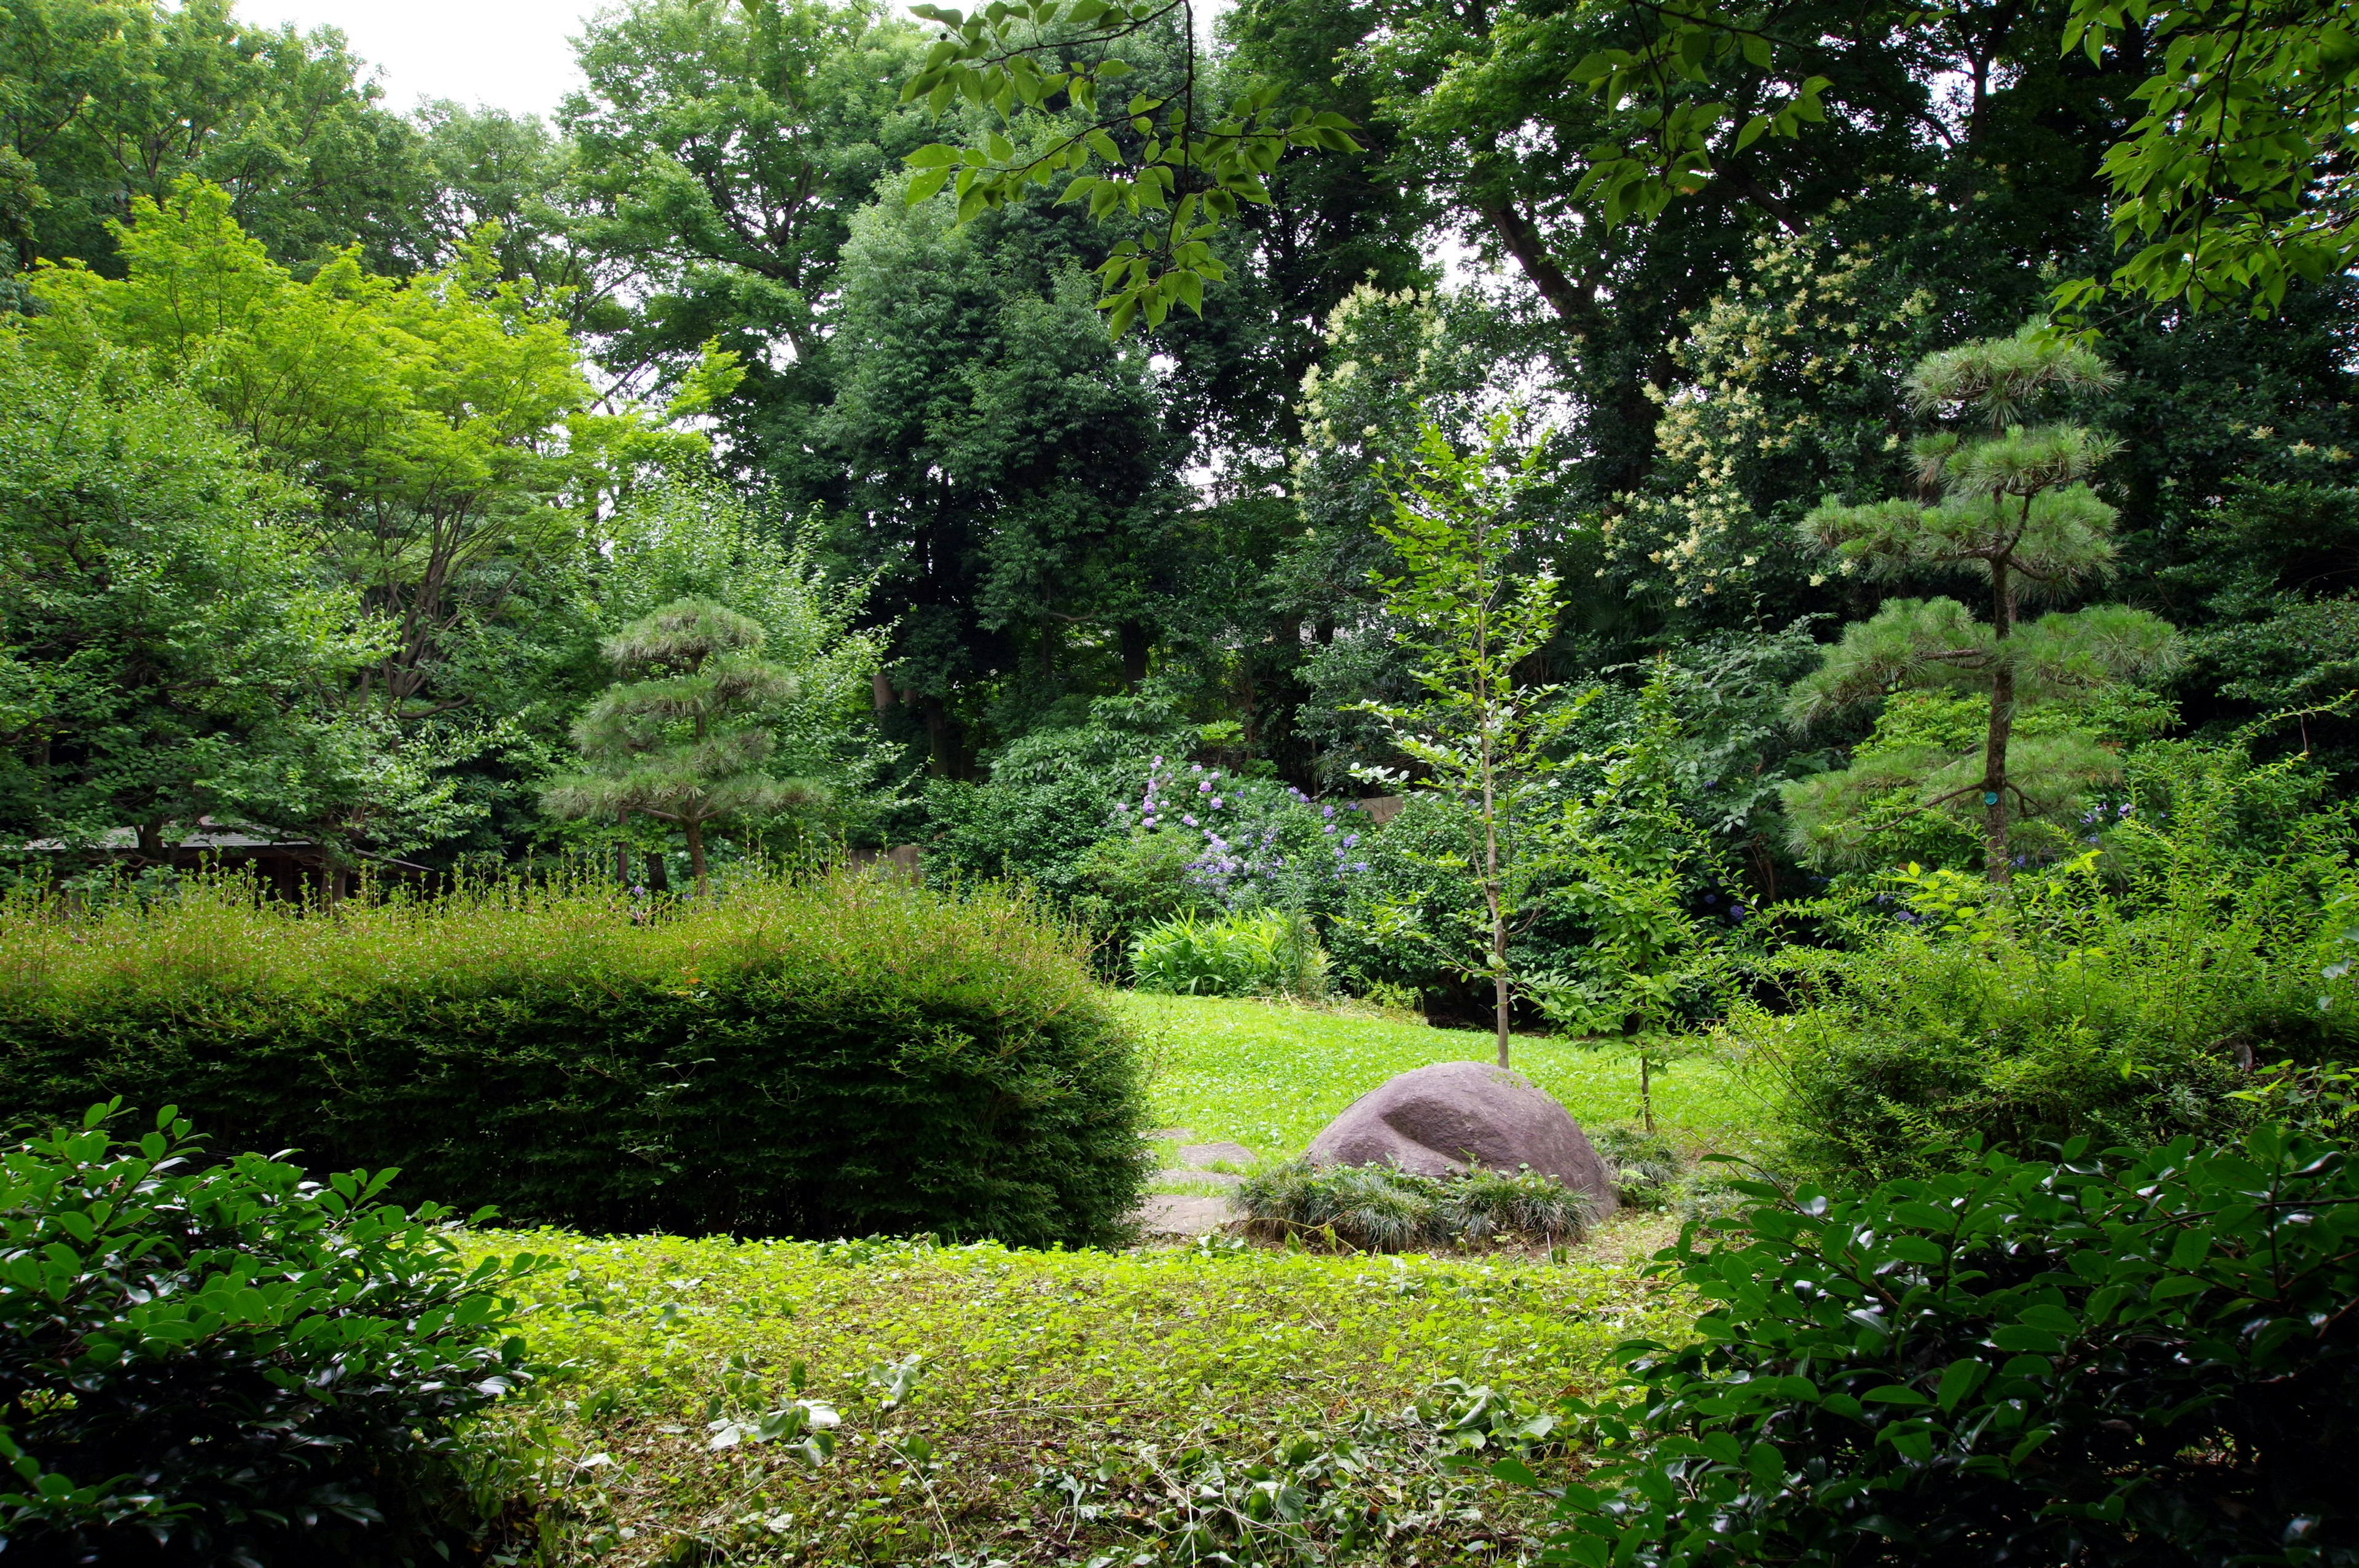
[241,0,604,120]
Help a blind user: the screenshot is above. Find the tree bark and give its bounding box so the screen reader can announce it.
[1117,620,1151,688]
[1982,556,2016,884]
[920,695,963,778]
[1471,195,1597,333]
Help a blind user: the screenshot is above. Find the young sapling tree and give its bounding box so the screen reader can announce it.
[1357,415,1588,1068]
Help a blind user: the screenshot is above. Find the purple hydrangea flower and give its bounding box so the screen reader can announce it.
[1183,814,1199,827]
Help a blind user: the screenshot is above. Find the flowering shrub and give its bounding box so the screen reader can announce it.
[1112,757,1374,912]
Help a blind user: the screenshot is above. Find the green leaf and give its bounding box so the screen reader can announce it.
[1935,1358,1989,1413]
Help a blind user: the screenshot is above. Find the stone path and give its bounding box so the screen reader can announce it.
[1133,1131,1255,1237]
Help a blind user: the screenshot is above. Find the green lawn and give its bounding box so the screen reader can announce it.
[1120,993,1761,1168]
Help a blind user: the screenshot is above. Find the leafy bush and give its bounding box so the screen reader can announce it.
[1066,829,1209,960]
[1549,1128,2359,1568]
[1132,909,1329,998]
[0,872,1149,1246]
[1236,1161,1591,1252]
[1739,760,2359,1179]
[1,1102,540,1565]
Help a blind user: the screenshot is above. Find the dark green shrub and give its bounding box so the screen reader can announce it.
[1237,1161,1590,1252]
[1,1102,541,1565]
[1548,1128,2359,1568]
[1739,845,2359,1179]
[1067,829,1211,961]
[0,873,1150,1246]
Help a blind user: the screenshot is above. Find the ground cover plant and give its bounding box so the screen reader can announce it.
[0,872,1149,1245]
[467,1221,1689,1566]
[1130,909,1330,999]
[0,1103,541,1566]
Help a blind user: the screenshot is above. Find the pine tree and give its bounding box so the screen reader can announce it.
[1784,326,2182,883]
[541,600,815,895]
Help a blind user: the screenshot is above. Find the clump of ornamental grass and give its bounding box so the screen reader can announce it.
[1237,1160,1591,1252]
[1589,1124,1689,1209]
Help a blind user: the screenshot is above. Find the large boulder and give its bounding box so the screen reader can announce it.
[1306,1061,1617,1215]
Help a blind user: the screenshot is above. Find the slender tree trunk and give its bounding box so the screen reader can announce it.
[686,819,708,898]
[1982,556,2017,885]
[1640,1051,1654,1133]
[1117,621,1150,688]
[644,849,669,894]
[1484,731,1509,1069]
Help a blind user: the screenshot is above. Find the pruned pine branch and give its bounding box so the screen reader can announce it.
[897,0,1360,335]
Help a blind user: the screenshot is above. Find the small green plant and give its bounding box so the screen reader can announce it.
[1547,1126,2359,1568]
[1236,1160,1591,1252]
[1588,1125,1688,1209]
[1131,908,1329,998]
[1355,414,1595,1067]
[0,1102,543,1565]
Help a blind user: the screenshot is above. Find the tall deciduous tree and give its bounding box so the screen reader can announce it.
[540,599,817,894]
[1784,325,2182,881]
[24,182,732,720]
[0,335,391,856]
[0,0,429,278]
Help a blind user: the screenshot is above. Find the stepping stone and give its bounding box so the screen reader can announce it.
[1177,1141,1257,1169]
[1135,1194,1238,1237]
[1155,1168,1243,1188]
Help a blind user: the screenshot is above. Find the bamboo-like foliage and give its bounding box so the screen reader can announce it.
[1786,325,2183,881]
[539,599,818,894]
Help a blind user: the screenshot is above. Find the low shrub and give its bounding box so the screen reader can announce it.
[1550,1128,2359,1568]
[1737,740,2359,1181]
[1236,1161,1591,1252]
[0,872,1149,1246]
[1,1102,541,1565]
[1737,851,2359,1180]
[1132,908,1329,998]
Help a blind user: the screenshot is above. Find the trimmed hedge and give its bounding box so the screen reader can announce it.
[0,873,1150,1246]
